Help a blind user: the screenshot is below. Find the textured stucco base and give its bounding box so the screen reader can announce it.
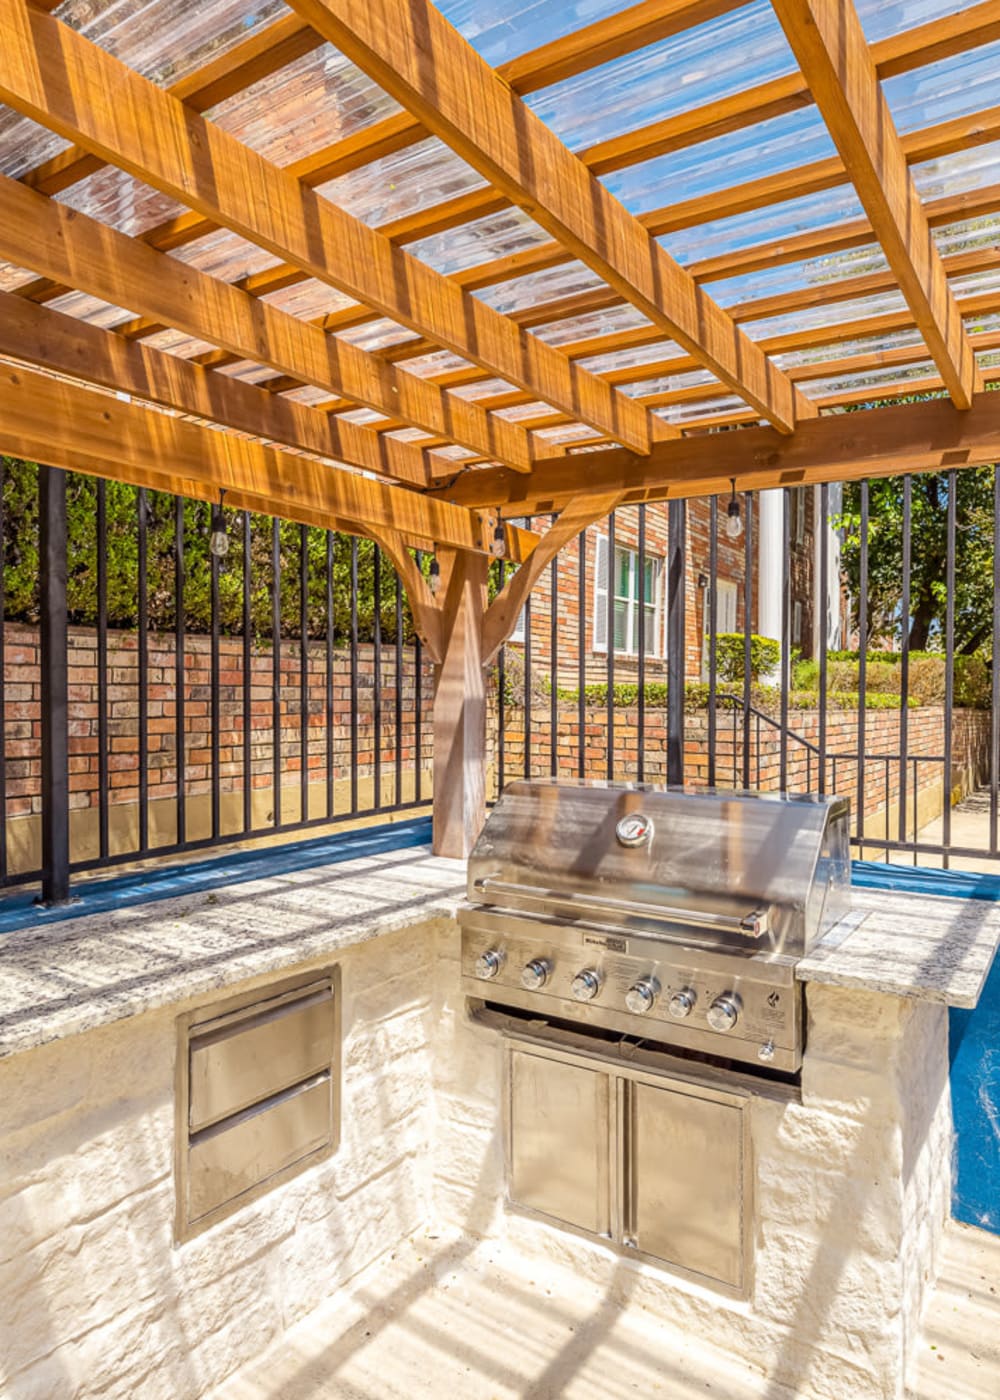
[0,915,952,1399]
[0,918,448,1400]
[432,925,954,1400]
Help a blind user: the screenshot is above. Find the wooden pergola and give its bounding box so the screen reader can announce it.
[1,0,999,856]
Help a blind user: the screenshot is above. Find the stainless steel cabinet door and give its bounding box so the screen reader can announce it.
[628,1081,745,1288]
[508,1050,611,1236]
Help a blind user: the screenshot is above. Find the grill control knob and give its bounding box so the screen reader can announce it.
[758,1040,776,1063]
[668,987,697,1019]
[707,993,741,1033]
[571,969,601,1002]
[474,949,504,980]
[521,958,551,991]
[625,977,660,1015]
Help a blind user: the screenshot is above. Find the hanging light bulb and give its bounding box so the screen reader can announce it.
[725,478,744,541]
[490,516,506,559]
[428,553,441,595]
[209,489,229,558]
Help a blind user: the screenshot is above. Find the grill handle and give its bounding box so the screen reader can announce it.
[472,878,770,939]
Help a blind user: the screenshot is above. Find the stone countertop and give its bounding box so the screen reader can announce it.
[0,846,466,1062]
[798,886,1000,1007]
[3,848,998,1063]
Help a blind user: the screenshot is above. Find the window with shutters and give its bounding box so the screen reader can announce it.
[593,536,664,656]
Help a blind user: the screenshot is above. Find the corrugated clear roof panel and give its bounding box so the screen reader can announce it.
[169,229,282,282]
[526,2,795,151]
[261,279,359,321]
[577,340,684,375]
[854,0,965,42]
[435,0,630,64]
[703,244,891,308]
[606,107,837,217]
[772,327,928,370]
[744,289,910,342]
[46,290,133,330]
[885,39,1000,133]
[0,109,69,180]
[476,262,607,315]
[52,0,291,84]
[335,318,422,354]
[658,395,750,425]
[403,351,478,378]
[449,377,516,399]
[532,304,652,346]
[935,214,1000,259]
[0,261,35,293]
[208,43,401,158]
[406,209,552,276]
[57,168,184,239]
[626,368,719,397]
[143,328,220,359]
[799,359,938,399]
[661,186,868,268]
[913,138,1000,203]
[316,137,487,229]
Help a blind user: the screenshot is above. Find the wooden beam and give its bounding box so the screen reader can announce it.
[0,290,439,489]
[0,0,652,459]
[770,0,979,410]
[431,548,489,857]
[0,361,514,553]
[0,174,533,476]
[482,495,623,664]
[287,0,814,435]
[20,13,323,197]
[430,391,1000,512]
[363,528,444,663]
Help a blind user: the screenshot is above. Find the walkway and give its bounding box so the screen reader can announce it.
[912,788,999,874]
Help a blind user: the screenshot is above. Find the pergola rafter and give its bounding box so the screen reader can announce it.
[0,0,657,462]
[284,0,816,435]
[770,0,980,411]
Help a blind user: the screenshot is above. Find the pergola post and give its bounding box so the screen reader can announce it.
[38,463,71,905]
[432,549,489,858]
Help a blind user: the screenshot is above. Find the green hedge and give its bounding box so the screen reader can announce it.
[714,633,780,681]
[540,680,916,711]
[793,650,991,708]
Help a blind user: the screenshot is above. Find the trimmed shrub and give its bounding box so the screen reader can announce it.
[714,633,781,682]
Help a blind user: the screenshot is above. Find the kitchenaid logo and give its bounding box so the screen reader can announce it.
[583,932,629,953]
[615,813,653,848]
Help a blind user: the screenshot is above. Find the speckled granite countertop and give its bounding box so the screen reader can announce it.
[0,847,466,1061]
[1,849,997,1062]
[798,886,1000,1007]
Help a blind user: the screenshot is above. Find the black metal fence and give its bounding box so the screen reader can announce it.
[489,469,999,871]
[2,460,998,901]
[0,461,434,902]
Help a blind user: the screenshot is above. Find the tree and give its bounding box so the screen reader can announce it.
[838,467,996,654]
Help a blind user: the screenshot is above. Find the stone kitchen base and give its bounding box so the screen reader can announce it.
[210,1221,1000,1400]
[1,849,998,1399]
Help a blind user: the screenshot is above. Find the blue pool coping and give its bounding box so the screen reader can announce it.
[0,816,434,938]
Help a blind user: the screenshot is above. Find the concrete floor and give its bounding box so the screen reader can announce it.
[211,1222,1000,1400]
[912,790,1000,875]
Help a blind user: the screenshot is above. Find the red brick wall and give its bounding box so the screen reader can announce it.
[2,623,434,820]
[487,700,992,832]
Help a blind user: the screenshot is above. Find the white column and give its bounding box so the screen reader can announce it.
[758,490,784,665]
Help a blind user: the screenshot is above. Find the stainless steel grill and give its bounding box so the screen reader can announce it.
[460,781,851,1072]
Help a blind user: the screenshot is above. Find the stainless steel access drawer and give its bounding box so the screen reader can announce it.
[176,969,341,1240]
[189,981,335,1132]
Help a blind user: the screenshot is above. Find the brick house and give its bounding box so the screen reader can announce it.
[505,487,845,689]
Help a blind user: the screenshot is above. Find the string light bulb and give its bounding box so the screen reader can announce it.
[209,489,229,558]
[725,478,744,541]
[490,517,506,559]
[428,553,441,595]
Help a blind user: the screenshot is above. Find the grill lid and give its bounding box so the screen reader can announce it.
[467,780,851,957]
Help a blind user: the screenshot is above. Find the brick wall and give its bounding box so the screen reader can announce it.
[1,622,435,822]
[487,700,992,834]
